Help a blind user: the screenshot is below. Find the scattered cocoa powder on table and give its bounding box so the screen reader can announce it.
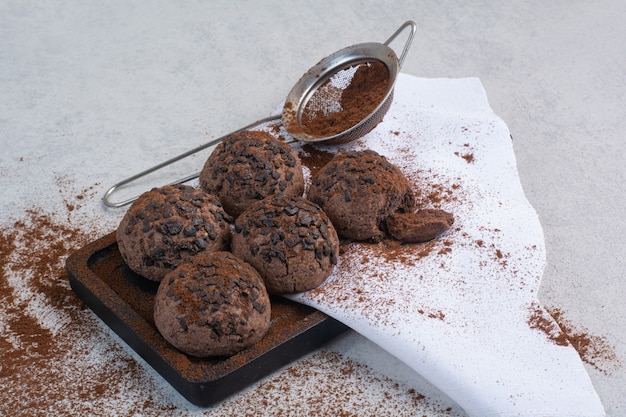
[0,209,159,415]
[527,302,622,375]
[1,202,459,416]
[3,156,618,416]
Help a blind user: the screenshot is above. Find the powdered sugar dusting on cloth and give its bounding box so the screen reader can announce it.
[286,74,606,417]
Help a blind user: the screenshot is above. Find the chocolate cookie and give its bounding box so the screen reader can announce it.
[386,209,454,243]
[231,194,339,294]
[154,251,271,358]
[116,184,232,282]
[307,150,416,242]
[199,130,305,218]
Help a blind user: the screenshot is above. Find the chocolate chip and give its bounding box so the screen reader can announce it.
[285,237,299,248]
[319,223,329,236]
[253,301,267,314]
[343,189,352,202]
[284,204,298,216]
[160,219,183,235]
[142,220,152,233]
[148,247,166,263]
[330,250,338,265]
[302,237,315,250]
[270,232,281,245]
[194,238,208,249]
[254,172,268,184]
[178,317,188,332]
[263,218,277,228]
[183,226,197,237]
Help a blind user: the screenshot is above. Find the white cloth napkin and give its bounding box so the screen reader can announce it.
[286,74,606,417]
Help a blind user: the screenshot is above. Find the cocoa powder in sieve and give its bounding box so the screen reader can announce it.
[300,61,390,137]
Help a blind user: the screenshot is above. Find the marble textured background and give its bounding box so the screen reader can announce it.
[1,1,624,415]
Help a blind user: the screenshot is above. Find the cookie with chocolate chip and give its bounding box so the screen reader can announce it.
[231,194,339,294]
[307,150,416,242]
[199,130,305,219]
[154,251,271,358]
[116,184,232,282]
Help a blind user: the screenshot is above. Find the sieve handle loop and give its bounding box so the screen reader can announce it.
[384,20,417,68]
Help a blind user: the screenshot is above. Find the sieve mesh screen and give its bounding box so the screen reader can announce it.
[299,61,390,139]
[304,66,359,117]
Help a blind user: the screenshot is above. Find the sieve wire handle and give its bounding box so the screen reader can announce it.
[384,20,417,68]
[102,114,281,208]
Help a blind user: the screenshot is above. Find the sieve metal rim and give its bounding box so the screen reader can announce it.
[281,41,400,145]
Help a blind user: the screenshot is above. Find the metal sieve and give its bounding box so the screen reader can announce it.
[103,21,416,208]
[282,21,415,145]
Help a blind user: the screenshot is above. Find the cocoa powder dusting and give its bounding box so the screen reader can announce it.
[0,208,171,415]
[226,350,461,417]
[454,142,475,164]
[1,184,460,415]
[297,156,464,329]
[5,134,613,415]
[297,143,336,177]
[528,303,621,374]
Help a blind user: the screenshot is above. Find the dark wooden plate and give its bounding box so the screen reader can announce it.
[66,232,348,407]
